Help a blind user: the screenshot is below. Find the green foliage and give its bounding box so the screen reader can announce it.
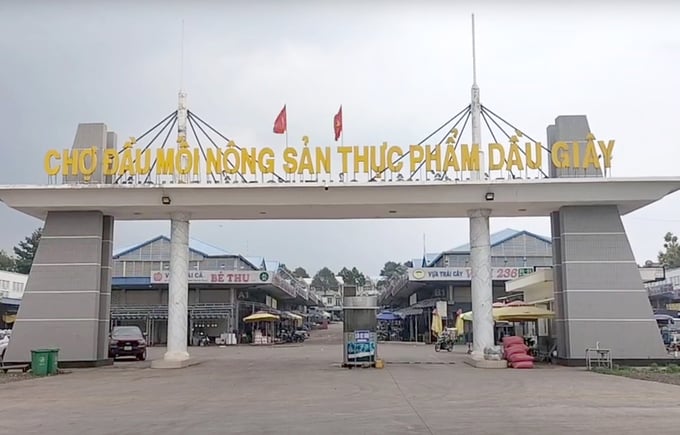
[292,267,310,279]
[380,261,407,279]
[13,228,42,274]
[311,267,339,291]
[0,249,16,272]
[658,232,680,268]
[338,266,367,286]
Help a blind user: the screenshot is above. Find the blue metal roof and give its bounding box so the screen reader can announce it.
[113,235,232,258]
[424,253,439,265]
[245,256,265,269]
[426,228,551,266]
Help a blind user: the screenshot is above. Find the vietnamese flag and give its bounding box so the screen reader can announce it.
[333,105,342,141]
[273,105,287,134]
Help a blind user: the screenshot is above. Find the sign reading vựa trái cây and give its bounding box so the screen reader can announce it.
[43,132,615,180]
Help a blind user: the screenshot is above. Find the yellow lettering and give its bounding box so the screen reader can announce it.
[135,149,152,175]
[78,147,98,180]
[315,147,331,174]
[488,143,505,171]
[353,146,370,174]
[223,146,240,175]
[409,145,424,173]
[62,149,78,176]
[206,148,222,175]
[425,145,441,172]
[102,149,118,176]
[370,142,387,173]
[176,148,193,175]
[551,141,570,168]
[118,148,135,175]
[240,148,257,174]
[506,143,524,171]
[582,139,600,169]
[44,150,61,176]
[525,143,542,170]
[598,140,615,168]
[282,147,297,174]
[386,146,403,172]
[259,147,275,174]
[156,149,176,175]
[442,145,460,172]
[460,144,480,171]
[571,141,581,169]
[337,146,352,174]
[297,146,314,174]
[192,148,200,176]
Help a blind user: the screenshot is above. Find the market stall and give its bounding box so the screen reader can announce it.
[243,311,279,345]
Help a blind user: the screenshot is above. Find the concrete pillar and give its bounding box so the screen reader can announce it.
[468,208,494,358]
[153,212,191,368]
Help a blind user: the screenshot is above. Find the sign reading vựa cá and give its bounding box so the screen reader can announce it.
[43,132,615,179]
[150,270,272,285]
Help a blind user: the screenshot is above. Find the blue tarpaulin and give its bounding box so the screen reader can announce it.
[377,311,401,321]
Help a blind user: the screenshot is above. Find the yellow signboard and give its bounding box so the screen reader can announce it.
[43,134,615,179]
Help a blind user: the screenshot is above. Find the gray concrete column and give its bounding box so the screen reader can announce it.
[468,208,494,358]
[153,212,191,368]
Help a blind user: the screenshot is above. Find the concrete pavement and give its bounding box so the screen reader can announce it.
[2,323,680,434]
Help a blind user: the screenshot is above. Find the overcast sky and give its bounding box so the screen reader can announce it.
[1,1,679,277]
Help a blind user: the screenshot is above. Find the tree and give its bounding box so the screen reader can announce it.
[14,227,42,274]
[380,261,407,280]
[311,267,339,290]
[658,232,680,269]
[292,266,310,279]
[0,250,16,272]
[338,266,367,286]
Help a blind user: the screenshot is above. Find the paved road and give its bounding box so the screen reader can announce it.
[3,323,680,434]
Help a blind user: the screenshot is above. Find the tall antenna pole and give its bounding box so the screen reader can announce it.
[180,19,185,91]
[470,13,483,180]
[177,19,188,183]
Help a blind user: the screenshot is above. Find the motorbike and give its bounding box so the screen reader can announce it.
[434,331,454,352]
[292,330,306,343]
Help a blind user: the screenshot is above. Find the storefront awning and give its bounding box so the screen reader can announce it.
[243,311,279,322]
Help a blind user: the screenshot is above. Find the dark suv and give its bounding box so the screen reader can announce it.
[109,326,147,361]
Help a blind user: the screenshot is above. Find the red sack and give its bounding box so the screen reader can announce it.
[508,353,534,363]
[512,360,534,369]
[504,344,529,358]
[502,336,524,347]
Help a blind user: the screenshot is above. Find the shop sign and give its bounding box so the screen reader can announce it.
[408,267,535,282]
[150,270,273,284]
[354,330,370,343]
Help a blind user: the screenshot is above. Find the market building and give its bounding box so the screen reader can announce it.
[110,235,320,345]
[379,228,552,343]
[380,229,668,348]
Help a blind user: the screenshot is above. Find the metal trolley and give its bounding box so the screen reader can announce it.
[342,295,378,368]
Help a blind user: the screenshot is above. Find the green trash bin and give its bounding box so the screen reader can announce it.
[30,349,50,377]
[46,348,60,374]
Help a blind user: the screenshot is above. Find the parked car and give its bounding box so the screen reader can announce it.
[108,326,147,361]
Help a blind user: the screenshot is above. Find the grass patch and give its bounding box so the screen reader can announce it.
[594,363,680,386]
